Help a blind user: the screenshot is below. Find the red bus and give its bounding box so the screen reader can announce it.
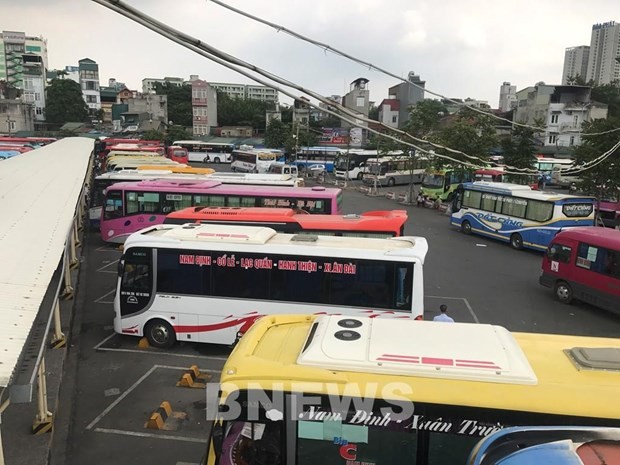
[0,136,56,146]
[166,145,189,164]
[164,206,408,237]
[0,144,34,153]
[540,227,620,313]
[474,168,504,182]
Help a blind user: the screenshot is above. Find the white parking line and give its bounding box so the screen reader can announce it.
[426,295,480,323]
[93,333,228,361]
[94,289,115,304]
[86,364,217,433]
[97,259,119,273]
[93,427,207,444]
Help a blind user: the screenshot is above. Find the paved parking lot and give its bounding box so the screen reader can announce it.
[49,175,620,465]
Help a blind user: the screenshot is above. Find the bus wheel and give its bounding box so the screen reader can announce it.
[461,220,472,235]
[510,233,523,250]
[554,281,573,304]
[446,192,454,202]
[387,177,396,187]
[145,319,176,349]
[213,157,220,164]
[203,157,210,164]
[356,172,364,180]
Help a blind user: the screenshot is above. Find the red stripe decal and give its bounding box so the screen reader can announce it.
[174,315,262,333]
[421,357,453,366]
[377,357,419,363]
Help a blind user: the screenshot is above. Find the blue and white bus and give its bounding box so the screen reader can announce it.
[450,182,596,251]
[293,146,345,173]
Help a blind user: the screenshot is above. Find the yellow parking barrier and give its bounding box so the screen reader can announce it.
[176,365,211,388]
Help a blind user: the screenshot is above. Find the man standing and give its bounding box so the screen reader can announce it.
[433,304,455,323]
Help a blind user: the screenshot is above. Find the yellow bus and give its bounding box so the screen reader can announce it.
[205,314,620,465]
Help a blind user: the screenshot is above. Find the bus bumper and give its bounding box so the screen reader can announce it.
[539,272,554,289]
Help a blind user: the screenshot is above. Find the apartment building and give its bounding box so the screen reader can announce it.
[562,46,590,84]
[586,21,620,85]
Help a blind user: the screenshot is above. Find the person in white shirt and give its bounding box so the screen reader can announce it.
[433,304,454,323]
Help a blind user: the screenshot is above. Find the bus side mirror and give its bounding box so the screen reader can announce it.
[546,247,557,259]
[117,258,124,276]
[212,421,223,457]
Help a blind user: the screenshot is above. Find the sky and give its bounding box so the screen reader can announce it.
[1,0,618,108]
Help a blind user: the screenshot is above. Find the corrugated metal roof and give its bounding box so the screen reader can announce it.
[0,137,93,388]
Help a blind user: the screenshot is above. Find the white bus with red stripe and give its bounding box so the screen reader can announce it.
[114,223,428,348]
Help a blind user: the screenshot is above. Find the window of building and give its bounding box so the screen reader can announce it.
[570,136,575,146]
[34,93,41,101]
[36,107,43,115]
[356,97,365,107]
[86,95,98,103]
[548,135,557,144]
[392,115,397,123]
[550,114,559,124]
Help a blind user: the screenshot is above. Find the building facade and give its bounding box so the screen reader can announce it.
[562,46,590,84]
[191,79,218,136]
[387,71,425,128]
[142,76,184,94]
[514,84,608,148]
[0,31,48,124]
[209,82,278,103]
[498,81,517,112]
[342,78,370,129]
[0,98,35,134]
[377,98,400,128]
[78,58,101,112]
[586,21,620,85]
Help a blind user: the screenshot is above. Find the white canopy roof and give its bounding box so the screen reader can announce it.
[0,137,93,388]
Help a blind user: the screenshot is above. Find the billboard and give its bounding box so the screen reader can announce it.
[319,128,349,146]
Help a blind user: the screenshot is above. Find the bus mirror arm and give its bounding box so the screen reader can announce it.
[211,421,224,458]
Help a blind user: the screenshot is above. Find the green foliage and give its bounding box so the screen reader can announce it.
[404,99,449,138]
[573,117,620,196]
[501,126,538,184]
[591,82,620,118]
[217,92,268,129]
[368,103,379,121]
[45,79,89,127]
[141,130,165,142]
[164,126,192,146]
[280,106,293,123]
[433,108,498,169]
[153,82,192,127]
[264,119,290,149]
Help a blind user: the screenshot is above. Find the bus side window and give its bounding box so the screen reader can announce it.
[547,244,572,263]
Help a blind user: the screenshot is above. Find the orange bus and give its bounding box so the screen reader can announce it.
[164,206,408,237]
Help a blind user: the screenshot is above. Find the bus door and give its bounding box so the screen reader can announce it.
[118,247,154,318]
[544,237,577,285]
[572,242,620,308]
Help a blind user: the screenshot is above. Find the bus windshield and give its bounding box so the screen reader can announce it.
[422,174,444,188]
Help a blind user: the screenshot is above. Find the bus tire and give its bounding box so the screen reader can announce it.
[554,281,573,304]
[357,172,364,180]
[387,177,396,187]
[145,319,176,349]
[510,233,523,250]
[446,192,454,202]
[461,220,472,235]
[203,156,210,164]
[213,157,220,164]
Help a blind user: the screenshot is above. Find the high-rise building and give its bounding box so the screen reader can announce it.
[0,31,48,124]
[585,21,620,85]
[209,82,278,103]
[562,46,590,84]
[142,76,184,94]
[498,82,517,112]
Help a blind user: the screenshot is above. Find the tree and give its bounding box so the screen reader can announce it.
[573,117,620,196]
[501,126,538,184]
[217,92,269,129]
[0,80,21,99]
[591,82,620,118]
[153,82,192,127]
[433,107,498,169]
[404,99,449,138]
[264,119,291,150]
[164,125,192,146]
[141,130,165,142]
[45,78,89,127]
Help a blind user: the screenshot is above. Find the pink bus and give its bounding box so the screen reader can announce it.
[101,180,343,243]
